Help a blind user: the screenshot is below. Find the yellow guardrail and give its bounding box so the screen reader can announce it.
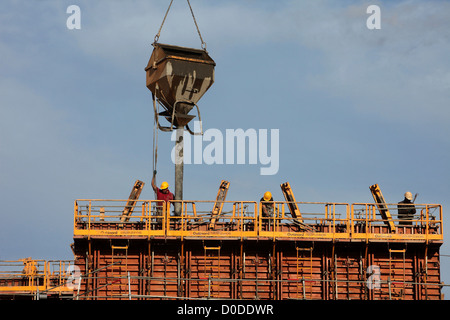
[74,199,166,238]
[351,203,443,241]
[0,259,74,296]
[258,202,351,240]
[167,200,258,238]
[73,200,443,242]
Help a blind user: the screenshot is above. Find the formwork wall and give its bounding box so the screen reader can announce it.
[72,239,442,300]
[72,199,443,300]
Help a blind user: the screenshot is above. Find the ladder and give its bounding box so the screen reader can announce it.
[209,180,230,230]
[369,184,396,233]
[295,246,313,299]
[388,248,406,300]
[109,243,129,298]
[202,245,221,298]
[280,182,315,232]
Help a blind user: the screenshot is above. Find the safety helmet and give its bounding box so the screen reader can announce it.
[404,191,413,201]
[263,191,272,201]
[160,181,169,190]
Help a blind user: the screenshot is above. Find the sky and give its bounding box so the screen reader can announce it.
[1,0,450,298]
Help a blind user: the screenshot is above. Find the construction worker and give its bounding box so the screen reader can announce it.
[151,171,174,223]
[22,258,37,277]
[397,191,416,226]
[260,191,275,219]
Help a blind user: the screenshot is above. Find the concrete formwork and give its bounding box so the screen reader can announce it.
[72,238,442,300]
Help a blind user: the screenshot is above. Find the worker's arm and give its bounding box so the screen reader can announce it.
[261,203,267,216]
[151,170,157,193]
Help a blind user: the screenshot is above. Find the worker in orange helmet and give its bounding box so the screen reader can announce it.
[151,170,174,223]
[260,191,275,219]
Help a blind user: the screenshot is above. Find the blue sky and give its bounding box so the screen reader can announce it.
[1,0,450,297]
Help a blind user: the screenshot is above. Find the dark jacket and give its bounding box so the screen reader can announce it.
[397,198,416,225]
[260,197,274,217]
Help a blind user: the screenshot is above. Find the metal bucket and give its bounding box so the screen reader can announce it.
[145,43,215,128]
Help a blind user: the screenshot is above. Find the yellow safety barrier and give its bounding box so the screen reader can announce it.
[351,203,443,242]
[166,200,258,238]
[0,259,74,297]
[72,200,443,242]
[74,199,166,238]
[258,202,351,240]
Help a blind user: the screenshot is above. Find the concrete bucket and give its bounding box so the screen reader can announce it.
[145,43,215,132]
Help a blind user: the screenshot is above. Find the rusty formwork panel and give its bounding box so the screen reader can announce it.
[72,238,442,300]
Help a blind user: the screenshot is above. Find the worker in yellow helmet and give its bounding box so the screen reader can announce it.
[151,171,174,223]
[260,191,275,220]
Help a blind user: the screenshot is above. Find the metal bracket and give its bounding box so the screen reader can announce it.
[153,94,203,135]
